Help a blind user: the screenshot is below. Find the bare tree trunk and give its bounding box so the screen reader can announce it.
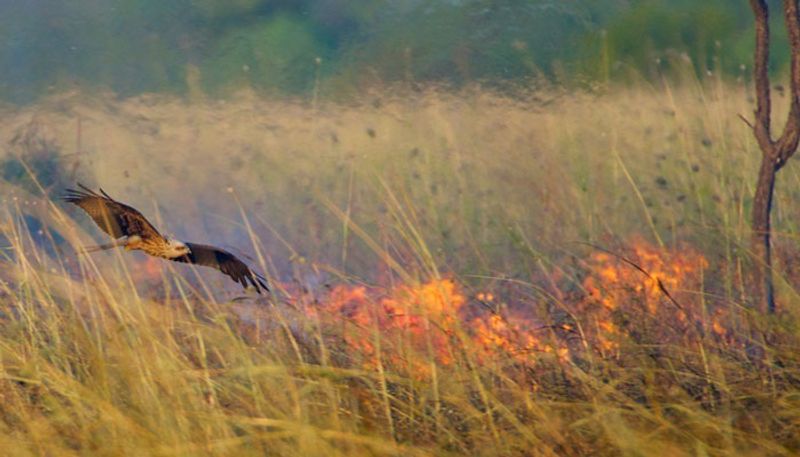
[752,158,777,313]
[748,0,800,314]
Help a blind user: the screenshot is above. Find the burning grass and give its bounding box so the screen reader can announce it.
[0,81,799,455]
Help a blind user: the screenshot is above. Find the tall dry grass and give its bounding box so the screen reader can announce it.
[0,78,798,456]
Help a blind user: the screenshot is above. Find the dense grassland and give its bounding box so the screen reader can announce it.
[0,78,799,456]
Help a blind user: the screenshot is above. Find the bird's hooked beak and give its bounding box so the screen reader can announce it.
[169,240,191,257]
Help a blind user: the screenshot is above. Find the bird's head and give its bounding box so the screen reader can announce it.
[166,239,191,258]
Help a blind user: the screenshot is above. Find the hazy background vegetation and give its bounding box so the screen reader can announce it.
[0,0,778,103]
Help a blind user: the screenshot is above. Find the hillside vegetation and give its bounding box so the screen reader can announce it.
[0,1,758,102]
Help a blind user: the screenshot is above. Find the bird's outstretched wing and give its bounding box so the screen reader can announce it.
[62,184,162,240]
[170,242,269,294]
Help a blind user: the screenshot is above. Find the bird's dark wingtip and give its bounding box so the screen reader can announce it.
[73,183,108,199]
[62,184,95,202]
[252,273,270,294]
[61,188,85,203]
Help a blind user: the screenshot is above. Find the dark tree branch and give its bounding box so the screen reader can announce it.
[777,0,800,165]
[750,0,774,155]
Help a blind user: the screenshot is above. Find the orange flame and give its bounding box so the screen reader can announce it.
[314,279,466,376]
[303,238,718,377]
[580,238,710,353]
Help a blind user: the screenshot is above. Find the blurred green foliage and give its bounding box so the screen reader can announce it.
[200,15,330,93]
[586,0,784,82]
[0,0,787,102]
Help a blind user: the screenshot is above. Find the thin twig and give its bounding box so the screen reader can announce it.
[738,113,755,130]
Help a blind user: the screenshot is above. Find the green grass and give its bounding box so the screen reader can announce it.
[0,78,799,455]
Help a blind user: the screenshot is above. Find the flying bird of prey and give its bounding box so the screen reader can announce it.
[62,184,269,293]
